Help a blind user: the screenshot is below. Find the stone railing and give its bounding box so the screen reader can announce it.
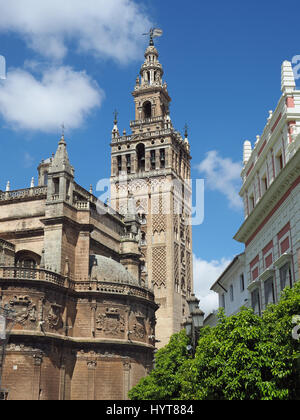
[74,280,154,302]
[0,267,155,303]
[74,182,91,201]
[111,134,133,144]
[0,266,68,288]
[130,116,164,128]
[111,128,173,145]
[0,186,47,202]
[75,201,90,210]
[73,182,124,223]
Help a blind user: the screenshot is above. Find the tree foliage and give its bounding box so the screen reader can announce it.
[129,329,190,400]
[129,282,300,400]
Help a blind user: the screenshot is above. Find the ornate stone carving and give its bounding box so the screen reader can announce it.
[133,319,146,339]
[87,360,97,370]
[131,308,146,340]
[96,308,125,336]
[123,359,131,371]
[8,296,37,326]
[33,353,43,366]
[47,303,63,330]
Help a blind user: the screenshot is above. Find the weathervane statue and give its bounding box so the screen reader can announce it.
[143,27,163,46]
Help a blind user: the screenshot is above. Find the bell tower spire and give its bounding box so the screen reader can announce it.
[133,29,170,126]
[110,36,194,348]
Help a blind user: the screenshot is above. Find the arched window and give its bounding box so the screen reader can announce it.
[141,232,147,246]
[136,144,145,172]
[15,250,41,268]
[143,101,152,119]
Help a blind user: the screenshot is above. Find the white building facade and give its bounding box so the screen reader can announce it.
[210,253,248,317]
[233,60,300,315]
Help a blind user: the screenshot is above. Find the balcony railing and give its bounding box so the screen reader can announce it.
[0,267,155,301]
[0,187,47,202]
[130,116,164,128]
[0,266,68,288]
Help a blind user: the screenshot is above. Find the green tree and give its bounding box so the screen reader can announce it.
[129,330,190,400]
[129,282,300,400]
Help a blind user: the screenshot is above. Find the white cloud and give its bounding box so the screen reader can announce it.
[193,254,232,317]
[197,150,243,210]
[23,152,34,168]
[0,0,151,63]
[0,66,103,132]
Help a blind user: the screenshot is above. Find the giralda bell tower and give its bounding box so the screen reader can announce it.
[110,32,194,348]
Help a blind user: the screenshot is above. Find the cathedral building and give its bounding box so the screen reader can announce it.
[0,36,195,399]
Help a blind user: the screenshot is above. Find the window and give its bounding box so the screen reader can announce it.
[249,194,255,211]
[179,151,182,176]
[136,144,145,172]
[275,151,283,175]
[230,285,234,302]
[264,277,275,305]
[251,288,261,316]
[140,213,147,225]
[150,150,156,170]
[15,251,41,269]
[22,259,37,268]
[160,149,166,168]
[117,156,122,172]
[141,232,147,246]
[126,154,131,174]
[66,180,70,200]
[143,101,152,118]
[280,263,293,290]
[261,174,268,194]
[53,178,60,195]
[221,294,226,309]
[240,274,245,292]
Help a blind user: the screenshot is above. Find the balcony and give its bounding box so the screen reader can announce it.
[0,187,47,202]
[0,266,68,289]
[130,116,164,128]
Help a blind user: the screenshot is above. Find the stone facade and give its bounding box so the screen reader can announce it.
[0,136,157,400]
[0,37,196,399]
[110,40,193,348]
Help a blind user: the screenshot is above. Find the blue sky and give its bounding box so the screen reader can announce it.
[0,0,300,314]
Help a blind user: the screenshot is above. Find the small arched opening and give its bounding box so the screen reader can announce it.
[143,101,152,119]
[136,143,145,172]
[15,250,41,268]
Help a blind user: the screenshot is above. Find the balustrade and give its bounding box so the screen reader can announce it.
[0,187,47,202]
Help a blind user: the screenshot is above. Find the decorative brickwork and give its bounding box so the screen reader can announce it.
[110,40,194,347]
[152,246,167,288]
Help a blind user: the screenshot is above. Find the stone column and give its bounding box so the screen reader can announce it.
[90,302,97,338]
[32,353,43,400]
[123,359,131,400]
[87,360,97,400]
[59,360,66,401]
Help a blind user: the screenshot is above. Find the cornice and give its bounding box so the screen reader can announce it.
[9,330,156,351]
[234,148,300,245]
